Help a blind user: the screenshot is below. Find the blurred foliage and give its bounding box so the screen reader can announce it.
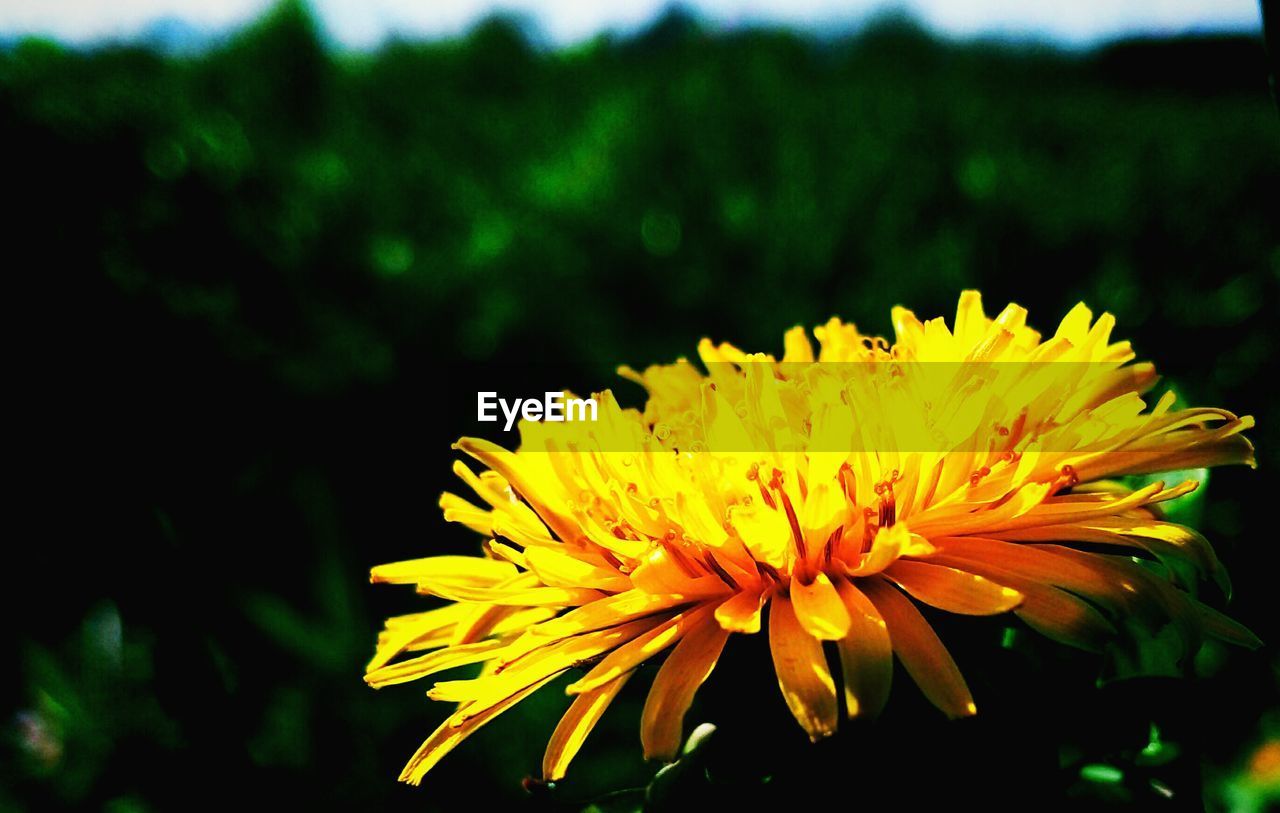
[3,1,1279,810]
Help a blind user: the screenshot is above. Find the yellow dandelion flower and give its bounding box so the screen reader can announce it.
[367,291,1259,785]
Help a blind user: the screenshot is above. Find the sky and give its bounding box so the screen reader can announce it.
[0,0,1265,49]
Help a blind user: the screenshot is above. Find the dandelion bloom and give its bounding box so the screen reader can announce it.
[367,292,1258,785]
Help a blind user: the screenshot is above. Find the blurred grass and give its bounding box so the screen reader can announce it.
[3,2,1278,810]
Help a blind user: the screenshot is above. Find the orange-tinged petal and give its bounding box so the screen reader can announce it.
[927,554,1116,652]
[885,560,1023,616]
[542,672,633,781]
[567,603,717,694]
[861,578,976,719]
[641,609,731,761]
[531,590,696,639]
[930,536,1143,616]
[715,587,767,634]
[791,572,852,640]
[769,594,838,741]
[998,518,1228,595]
[834,579,892,718]
[1012,582,1118,652]
[1196,602,1263,649]
[630,546,731,598]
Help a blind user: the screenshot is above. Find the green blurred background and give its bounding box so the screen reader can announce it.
[4,1,1279,809]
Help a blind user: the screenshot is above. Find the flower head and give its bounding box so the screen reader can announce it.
[367,292,1258,785]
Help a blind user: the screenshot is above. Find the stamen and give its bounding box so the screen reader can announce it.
[822,525,843,567]
[755,561,783,583]
[772,469,808,560]
[1005,409,1028,449]
[874,475,897,528]
[747,463,777,509]
[757,477,777,510]
[661,535,704,579]
[702,552,740,591]
[839,463,858,505]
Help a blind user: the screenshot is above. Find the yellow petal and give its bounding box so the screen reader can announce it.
[424,581,605,607]
[524,546,632,592]
[953,289,987,346]
[847,523,934,576]
[640,610,731,761]
[861,578,976,719]
[368,604,473,671]
[891,305,925,349]
[884,560,1022,615]
[834,579,892,718]
[448,602,511,647]
[451,459,546,537]
[768,593,837,741]
[542,672,632,781]
[782,325,815,362]
[790,572,851,640]
[445,574,557,645]
[439,492,494,534]
[1054,301,1093,344]
[399,675,557,785]
[454,436,584,545]
[728,499,791,569]
[366,638,508,688]
[370,555,516,586]
[1076,429,1255,480]
[435,616,662,713]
